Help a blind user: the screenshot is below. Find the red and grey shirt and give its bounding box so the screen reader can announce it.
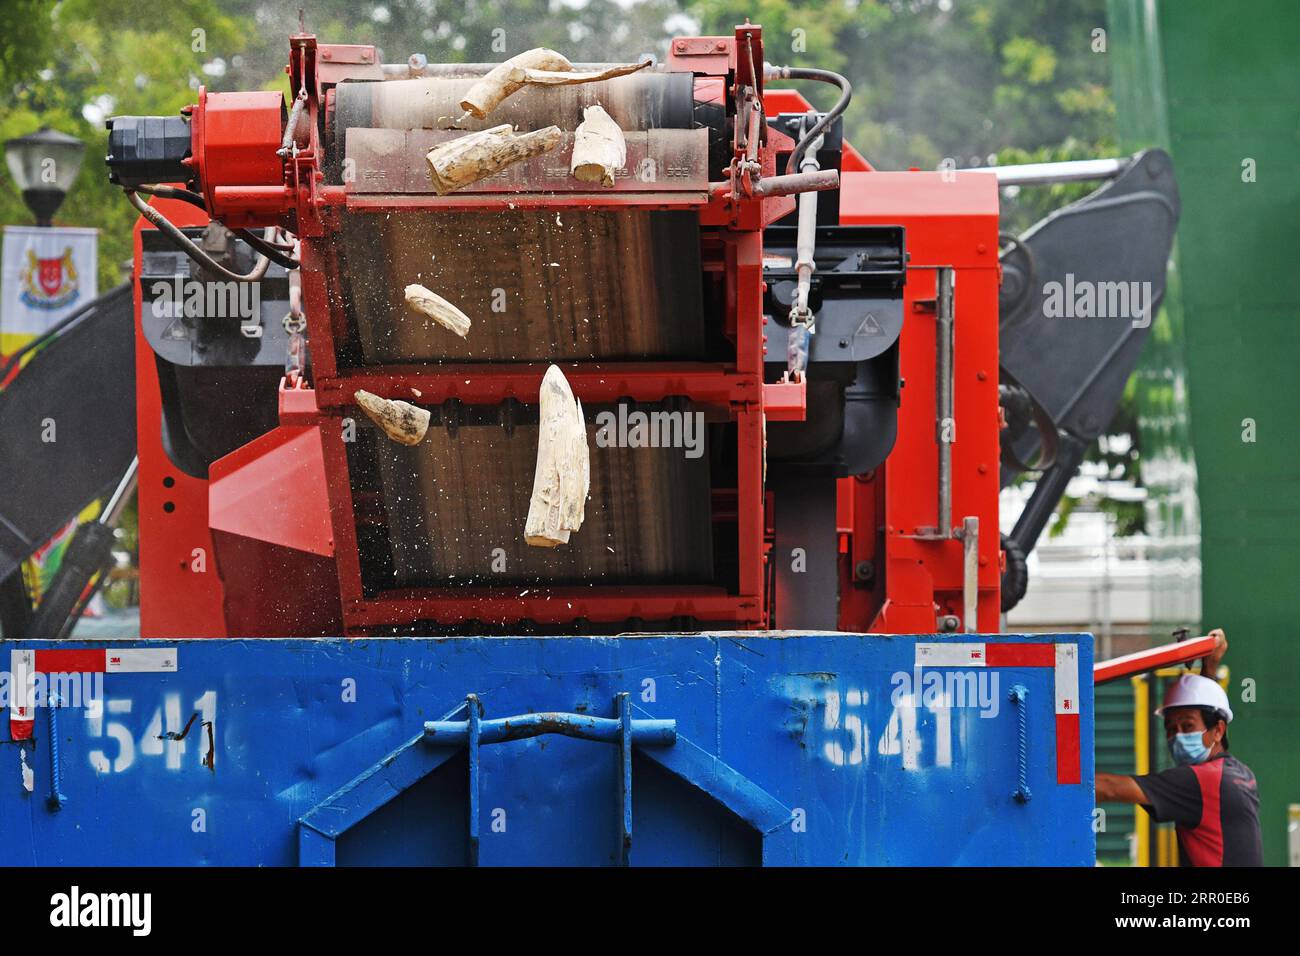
[1134,753,1263,866]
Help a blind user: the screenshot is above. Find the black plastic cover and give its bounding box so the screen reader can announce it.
[106,114,193,187]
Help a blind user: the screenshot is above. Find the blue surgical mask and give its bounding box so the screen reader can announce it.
[1169,731,1210,766]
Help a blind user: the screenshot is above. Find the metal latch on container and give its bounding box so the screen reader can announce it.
[424,694,676,866]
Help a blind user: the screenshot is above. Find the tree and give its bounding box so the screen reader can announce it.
[688,0,1114,182]
[0,0,242,289]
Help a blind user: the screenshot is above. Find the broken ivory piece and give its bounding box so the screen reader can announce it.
[570,104,625,187]
[459,48,652,119]
[355,390,430,446]
[404,284,472,337]
[524,365,590,547]
[425,124,562,195]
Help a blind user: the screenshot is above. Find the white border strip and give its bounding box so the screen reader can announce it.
[1055,642,1079,714]
[105,648,178,673]
[10,649,33,722]
[915,642,987,667]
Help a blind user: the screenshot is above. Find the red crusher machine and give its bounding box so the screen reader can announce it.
[91,25,1179,642]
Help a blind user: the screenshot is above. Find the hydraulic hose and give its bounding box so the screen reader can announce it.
[765,65,853,176]
[125,189,275,283]
[129,184,299,270]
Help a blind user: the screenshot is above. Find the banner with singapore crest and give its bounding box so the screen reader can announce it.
[1,224,98,365]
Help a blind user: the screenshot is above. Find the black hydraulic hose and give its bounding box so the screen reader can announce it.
[998,231,1038,316]
[1000,532,1029,613]
[131,183,208,210]
[767,65,853,176]
[131,184,299,270]
[125,188,272,283]
[237,227,300,270]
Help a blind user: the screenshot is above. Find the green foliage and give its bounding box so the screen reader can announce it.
[1,0,243,289]
[3,0,1120,288]
[0,1,57,90]
[691,0,857,74]
[216,0,685,93]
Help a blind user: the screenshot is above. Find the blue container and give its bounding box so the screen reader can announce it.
[0,633,1094,865]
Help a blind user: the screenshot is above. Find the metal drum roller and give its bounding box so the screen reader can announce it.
[328,72,720,366]
[332,70,704,138]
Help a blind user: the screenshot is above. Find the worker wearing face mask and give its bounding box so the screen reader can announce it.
[1096,630,1262,866]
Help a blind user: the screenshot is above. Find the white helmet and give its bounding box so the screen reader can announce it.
[1156,673,1233,723]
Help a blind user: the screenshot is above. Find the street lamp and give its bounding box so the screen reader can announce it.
[4,127,86,227]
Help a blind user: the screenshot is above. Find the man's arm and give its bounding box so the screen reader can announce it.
[1096,772,1150,804]
[1203,628,1228,675]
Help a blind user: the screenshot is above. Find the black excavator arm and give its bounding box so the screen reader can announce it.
[995,148,1181,610]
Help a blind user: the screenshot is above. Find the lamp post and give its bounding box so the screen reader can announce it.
[4,127,86,227]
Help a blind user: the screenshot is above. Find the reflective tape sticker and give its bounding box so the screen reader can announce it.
[915,642,986,666]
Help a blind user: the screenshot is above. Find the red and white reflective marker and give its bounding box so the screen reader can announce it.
[914,641,1082,785]
[8,648,178,741]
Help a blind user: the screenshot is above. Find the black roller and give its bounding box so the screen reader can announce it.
[329,71,728,183]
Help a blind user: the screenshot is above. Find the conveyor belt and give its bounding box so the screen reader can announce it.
[347,409,715,590]
[337,208,706,363]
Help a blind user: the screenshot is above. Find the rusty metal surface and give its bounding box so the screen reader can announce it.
[339,191,710,211]
[346,127,708,195]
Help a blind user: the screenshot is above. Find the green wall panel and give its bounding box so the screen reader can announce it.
[1110,0,1300,865]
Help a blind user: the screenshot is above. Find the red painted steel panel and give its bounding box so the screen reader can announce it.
[34,648,105,673]
[132,202,229,638]
[1056,713,1082,785]
[985,643,1056,667]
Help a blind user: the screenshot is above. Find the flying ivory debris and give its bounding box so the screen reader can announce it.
[525,365,591,547]
[354,390,431,446]
[404,284,472,337]
[458,48,652,120]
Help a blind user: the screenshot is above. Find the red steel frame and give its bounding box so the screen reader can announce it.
[304,28,786,634]
[133,199,228,637]
[837,168,1003,632]
[1093,635,1219,685]
[133,26,1005,638]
